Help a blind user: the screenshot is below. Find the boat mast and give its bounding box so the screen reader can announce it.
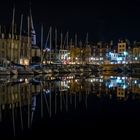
[49,27,52,64]
[66,31,69,50]
[29,2,37,64]
[31,95,37,124]
[41,85,43,118]
[0,25,1,35]
[60,32,63,60]
[55,28,57,56]
[86,32,89,47]
[27,16,30,63]
[19,14,23,63]
[75,33,77,47]
[11,5,15,63]
[60,32,63,50]
[41,24,43,64]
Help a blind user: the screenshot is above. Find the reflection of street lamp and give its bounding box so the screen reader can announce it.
[43,61,46,64]
[123,51,128,64]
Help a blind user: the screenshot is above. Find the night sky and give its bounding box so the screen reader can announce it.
[0,0,140,42]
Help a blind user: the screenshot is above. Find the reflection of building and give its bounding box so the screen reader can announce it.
[0,82,41,108]
[117,87,126,98]
[132,85,140,94]
[59,80,69,91]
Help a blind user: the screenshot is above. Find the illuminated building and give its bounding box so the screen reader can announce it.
[0,33,31,65]
[117,40,127,54]
[59,49,70,64]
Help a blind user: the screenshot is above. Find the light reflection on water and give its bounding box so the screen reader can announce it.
[0,74,140,136]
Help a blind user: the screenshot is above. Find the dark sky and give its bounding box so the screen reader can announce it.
[0,0,140,42]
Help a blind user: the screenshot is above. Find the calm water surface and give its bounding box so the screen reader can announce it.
[0,73,140,137]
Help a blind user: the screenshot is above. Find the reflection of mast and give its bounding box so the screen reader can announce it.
[66,90,68,112]
[79,83,82,102]
[27,81,31,128]
[54,84,57,114]
[31,95,36,123]
[74,92,76,109]
[70,92,72,105]
[41,91,43,118]
[0,105,1,123]
[19,84,23,130]
[49,82,52,117]
[60,82,63,111]
[43,91,50,114]
[85,90,88,109]
[11,85,15,136]
[60,92,63,112]
[62,93,66,111]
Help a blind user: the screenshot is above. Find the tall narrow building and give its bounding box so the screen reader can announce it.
[29,5,40,63]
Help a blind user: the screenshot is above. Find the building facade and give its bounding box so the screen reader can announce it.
[0,33,31,65]
[0,33,41,66]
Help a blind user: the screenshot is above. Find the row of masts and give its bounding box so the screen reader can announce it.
[0,4,90,65]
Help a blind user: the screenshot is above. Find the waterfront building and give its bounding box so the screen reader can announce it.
[117,40,127,54]
[132,41,140,62]
[0,33,31,65]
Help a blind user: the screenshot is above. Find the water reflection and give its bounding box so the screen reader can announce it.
[0,74,140,136]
